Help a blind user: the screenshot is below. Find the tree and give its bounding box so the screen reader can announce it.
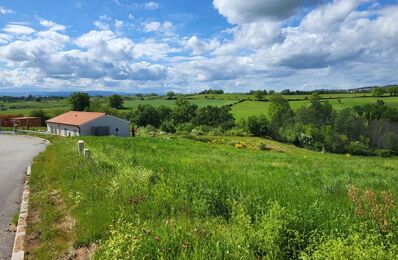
[69,92,90,111]
[130,105,161,127]
[246,115,270,137]
[192,105,235,129]
[334,108,365,141]
[108,94,124,109]
[268,94,294,138]
[296,94,334,127]
[372,87,385,97]
[166,91,176,100]
[387,86,398,96]
[173,98,198,124]
[29,109,49,126]
[254,90,265,101]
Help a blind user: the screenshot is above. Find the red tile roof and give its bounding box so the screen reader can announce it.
[46,111,105,126]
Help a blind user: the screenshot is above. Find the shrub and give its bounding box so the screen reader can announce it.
[160,120,176,133]
[247,114,270,137]
[176,122,195,134]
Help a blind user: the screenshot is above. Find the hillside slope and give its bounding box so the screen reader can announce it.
[26,135,398,259]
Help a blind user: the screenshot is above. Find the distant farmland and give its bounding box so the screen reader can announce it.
[1,93,398,121]
[231,96,398,120]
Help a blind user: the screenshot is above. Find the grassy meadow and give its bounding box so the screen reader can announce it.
[26,134,398,259]
[2,94,398,122]
[232,96,398,121]
[124,98,238,109]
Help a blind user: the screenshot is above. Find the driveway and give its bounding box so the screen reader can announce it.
[0,134,47,260]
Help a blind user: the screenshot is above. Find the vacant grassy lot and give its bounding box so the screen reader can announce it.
[232,97,398,120]
[26,135,398,259]
[0,99,69,116]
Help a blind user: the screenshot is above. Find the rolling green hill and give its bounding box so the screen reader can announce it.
[27,135,398,258]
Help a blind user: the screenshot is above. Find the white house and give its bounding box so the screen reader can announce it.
[46,111,130,137]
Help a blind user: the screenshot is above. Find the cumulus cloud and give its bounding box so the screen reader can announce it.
[213,0,320,24]
[1,1,398,92]
[184,36,220,55]
[39,18,66,31]
[3,23,35,35]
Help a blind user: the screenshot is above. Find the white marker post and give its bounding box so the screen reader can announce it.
[84,148,91,158]
[78,140,85,155]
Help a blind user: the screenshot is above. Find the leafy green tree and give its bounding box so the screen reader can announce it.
[88,97,107,112]
[166,91,176,100]
[130,104,161,127]
[173,98,198,124]
[334,108,365,141]
[247,114,270,136]
[69,92,90,111]
[29,109,49,126]
[108,94,124,109]
[387,86,398,96]
[372,87,385,97]
[254,90,265,101]
[268,94,294,139]
[158,105,173,122]
[295,94,334,127]
[192,106,235,129]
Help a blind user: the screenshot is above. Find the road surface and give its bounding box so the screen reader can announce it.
[0,134,47,260]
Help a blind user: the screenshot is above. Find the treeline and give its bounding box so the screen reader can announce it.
[242,94,398,156]
[0,95,65,102]
[127,98,234,134]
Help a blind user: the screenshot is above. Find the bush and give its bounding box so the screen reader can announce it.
[160,120,176,134]
[176,122,195,134]
[108,94,124,109]
[345,141,373,156]
[246,115,270,137]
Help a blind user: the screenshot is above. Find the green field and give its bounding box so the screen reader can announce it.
[2,94,398,122]
[0,99,69,116]
[232,97,398,120]
[26,135,398,258]
[124,99,238,109]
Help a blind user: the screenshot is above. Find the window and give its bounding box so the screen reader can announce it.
[64,128,67,135]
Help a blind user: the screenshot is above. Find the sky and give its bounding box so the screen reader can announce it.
[0,0,398,94]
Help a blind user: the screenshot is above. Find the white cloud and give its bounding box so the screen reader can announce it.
[143,21,173,33]
[144,1,159,10]
[115,20,124,31]
[39,18,66,31]
[213,0,321,24]
[1,1,398,93]
[0,6,14,14]
[3,24,35,35]
[114,1,159,10]
[185,36,220,55]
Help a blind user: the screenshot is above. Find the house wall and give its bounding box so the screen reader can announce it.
[47,123,80,137]
[80,115,130,137]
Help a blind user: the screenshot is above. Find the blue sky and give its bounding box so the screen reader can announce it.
[0,0,398,93]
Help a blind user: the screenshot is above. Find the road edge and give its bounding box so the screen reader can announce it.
[11,137,50,260]
[11,166,31,260]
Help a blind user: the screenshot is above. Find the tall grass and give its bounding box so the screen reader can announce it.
[27,135,398,258]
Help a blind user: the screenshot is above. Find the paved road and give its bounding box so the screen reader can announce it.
[0,134,47,260]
